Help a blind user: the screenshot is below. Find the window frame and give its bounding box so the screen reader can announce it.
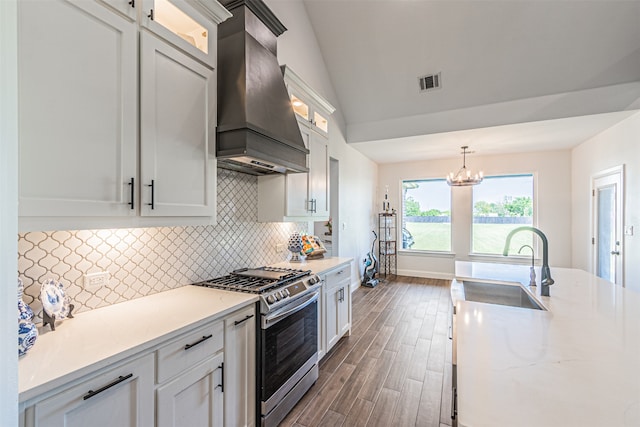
[468,173,539,259]
[399,177,454,255]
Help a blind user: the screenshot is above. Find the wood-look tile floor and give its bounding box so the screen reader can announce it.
[281,275,453,427]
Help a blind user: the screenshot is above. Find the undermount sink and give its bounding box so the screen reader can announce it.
[452,279,546,310]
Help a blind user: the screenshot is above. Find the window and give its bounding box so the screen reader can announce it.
[401,179,451,252]
[472,175,534,255]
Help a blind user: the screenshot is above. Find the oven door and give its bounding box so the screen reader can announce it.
[260,292,318,411]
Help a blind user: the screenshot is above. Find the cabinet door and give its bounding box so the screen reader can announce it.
[338,286,350,337]
[325,285,341,351]
[97,0,138,20]
[224,305,256,427]
[309,132,329,218]
[157,352,224,427]
[18,0,137,218]
[140,0,218,68]
[140,31,216,218]
[33,354,154,427]
[286,123,311,217]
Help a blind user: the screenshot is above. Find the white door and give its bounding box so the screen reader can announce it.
[140,31,216,218]
[18,0,137,217]
[592,166,624,286]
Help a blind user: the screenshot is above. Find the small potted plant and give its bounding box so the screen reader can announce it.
[325,217,332,235]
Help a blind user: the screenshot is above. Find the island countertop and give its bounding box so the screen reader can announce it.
[454,261,640,427]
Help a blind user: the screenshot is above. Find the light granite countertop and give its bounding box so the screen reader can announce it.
[271,256,353,275]
[19,286,258,402]
[454,261,640,427]
[18,257,353,403]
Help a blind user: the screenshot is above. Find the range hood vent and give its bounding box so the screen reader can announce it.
[216,0,308,175]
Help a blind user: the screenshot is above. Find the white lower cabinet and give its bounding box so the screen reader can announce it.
[23,304,256,427]
[224,305,256,427]
[33,353,154,427]
[156,353,224,427]
[320,264,352,358]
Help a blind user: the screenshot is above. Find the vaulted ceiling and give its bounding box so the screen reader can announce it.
[302,0,640,163]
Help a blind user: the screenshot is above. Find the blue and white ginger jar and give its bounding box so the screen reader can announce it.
[17,278,38,356]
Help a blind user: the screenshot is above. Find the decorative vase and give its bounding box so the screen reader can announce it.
[17,278,38,356]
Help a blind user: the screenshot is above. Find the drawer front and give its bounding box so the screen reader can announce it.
[157,320,223,383]
[324,264,351,290]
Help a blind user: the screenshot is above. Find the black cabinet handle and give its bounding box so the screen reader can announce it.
[148,9,154,20]
[234,314,254,326]
[184,334,212,350]
[128,177,135,210]
[83,373,133,400]
[128,0,134,7]
[216,363,224,392]
[147,180,155,210]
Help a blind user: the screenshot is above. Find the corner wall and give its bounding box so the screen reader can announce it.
[571,111,640,292]
[378,150,573,278]
[265,0,379,285]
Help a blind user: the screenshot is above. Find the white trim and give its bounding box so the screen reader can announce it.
[281,65,336,115]
[397,269,454,281]
[0,0,19,423]
[399,250,455,258]
[187,0,232,25]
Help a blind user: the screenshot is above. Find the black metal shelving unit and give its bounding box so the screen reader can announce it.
[378,212,397,277]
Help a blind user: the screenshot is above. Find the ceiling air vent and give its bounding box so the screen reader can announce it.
[418,73,441,92]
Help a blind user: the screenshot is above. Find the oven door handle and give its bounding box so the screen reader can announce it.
[263,292,319,328]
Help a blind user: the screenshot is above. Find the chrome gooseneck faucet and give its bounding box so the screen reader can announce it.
[503,226,554,296]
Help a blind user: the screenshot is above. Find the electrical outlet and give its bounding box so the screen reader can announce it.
[84,271,110,289]
[276,243,285,253]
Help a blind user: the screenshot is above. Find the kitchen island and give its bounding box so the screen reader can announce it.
[454,261,640,427]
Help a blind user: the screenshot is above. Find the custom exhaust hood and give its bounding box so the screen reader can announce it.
[216,0,308,175]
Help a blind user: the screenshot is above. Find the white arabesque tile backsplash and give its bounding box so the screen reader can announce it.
[18,169,307,322]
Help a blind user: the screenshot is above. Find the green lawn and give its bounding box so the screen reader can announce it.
[405,222,533,255]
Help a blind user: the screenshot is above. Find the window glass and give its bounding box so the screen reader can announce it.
[472,175,534,255]
[401,179,451,252]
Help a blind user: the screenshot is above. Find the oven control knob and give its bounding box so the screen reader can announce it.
[284,289,290,297]
[309,276,319,285]
[280,290,288,299]
[267,294,276,304]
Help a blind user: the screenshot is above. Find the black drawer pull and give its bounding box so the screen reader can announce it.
[216,363,224,392]
[184,334,213,350]
[147,179,155,210]
[128,177,135,210]
[83,373,133,400]
[234,314,254,326]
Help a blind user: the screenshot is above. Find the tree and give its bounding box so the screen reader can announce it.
[504,196,533,217]
[404,196,421,216]
[474,200,493,216]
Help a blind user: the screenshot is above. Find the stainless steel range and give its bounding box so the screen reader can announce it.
[194,267,321,427]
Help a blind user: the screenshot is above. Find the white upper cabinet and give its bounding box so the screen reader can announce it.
[140,0,229,68]
[139,32,216,217]
[18,0,138,218]
[257,66,334,222]
[17,0,231,230]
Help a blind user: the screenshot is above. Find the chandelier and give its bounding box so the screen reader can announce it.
[446,146,483,186]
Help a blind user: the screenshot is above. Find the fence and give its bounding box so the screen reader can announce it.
[404,216,533,224]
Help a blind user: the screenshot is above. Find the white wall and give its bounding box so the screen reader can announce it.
[266,0,379,286]
[571,111,640,292]
[0,0,19,424]
[379,150,573,278]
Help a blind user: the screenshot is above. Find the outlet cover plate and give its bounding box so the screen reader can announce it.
[84,271,110,289]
